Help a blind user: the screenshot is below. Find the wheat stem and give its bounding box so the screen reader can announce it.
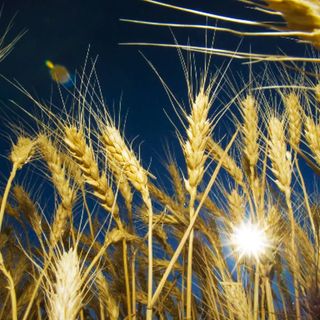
[0,164,17,232]
[122,239,132,319]
[22,249,54,320]
[186,194,195,319]
[151,129,238,307]
[132,251,137,320]
[265,277,276,320]
[253,264,260,320]
[0,253,17,320]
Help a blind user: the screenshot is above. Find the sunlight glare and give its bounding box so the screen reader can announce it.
[232,221,269,261]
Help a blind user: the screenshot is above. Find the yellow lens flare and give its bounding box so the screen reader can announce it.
[231,221,269,262]
[45,60,71,85]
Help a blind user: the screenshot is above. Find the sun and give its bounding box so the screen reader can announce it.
[231,221,269,262]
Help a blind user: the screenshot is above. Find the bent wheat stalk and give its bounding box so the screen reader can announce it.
[0,137,34,232]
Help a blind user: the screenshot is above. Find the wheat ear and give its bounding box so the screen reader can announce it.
[268,117,292,194]
[46,248,82,320]
[268,116,300,319]
[96,271,119,320]
[167,162,186,206]
[64,126,119,217]
[182,89,211,319]
[221,282,250,320]
[207,138,243,185]
[0,195,19,220]
[38,135,76,245]
[304,116,320,166]
[241,95,259,181]
[0,137,35,232]
[38,135,75,210]
[13,186,42,237]
[284,93,302,149]
[101,124,152,320]
[228,189,244,226]
[109,163,133,229]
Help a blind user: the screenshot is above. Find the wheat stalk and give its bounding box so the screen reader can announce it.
[0,137,35,232]
[101,124,152,319]
[181,88,212,319]
[0,252,17,320]
[268,115,300,319]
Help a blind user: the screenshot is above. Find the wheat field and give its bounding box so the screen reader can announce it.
[1,1,320,319]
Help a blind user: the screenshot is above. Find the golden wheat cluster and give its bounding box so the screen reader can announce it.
[1,0,320,319]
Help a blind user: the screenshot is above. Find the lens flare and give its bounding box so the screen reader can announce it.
[231,221,269,261]
[45,60,73,88]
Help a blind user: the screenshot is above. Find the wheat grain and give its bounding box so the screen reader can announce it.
[241,95,259,173]
[284,93,302,149]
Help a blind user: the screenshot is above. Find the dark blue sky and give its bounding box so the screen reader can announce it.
[0,0,308,175]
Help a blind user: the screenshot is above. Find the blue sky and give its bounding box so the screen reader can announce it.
[0,0,311,179]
